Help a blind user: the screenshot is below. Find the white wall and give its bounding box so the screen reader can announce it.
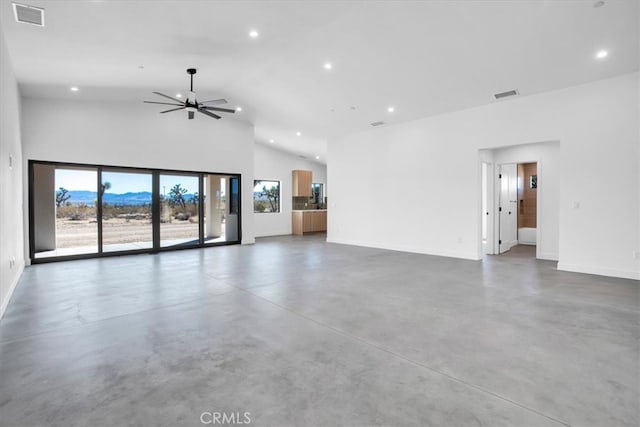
[254,143,327,237]
[0,24,25,319]
[21,97,256,260]
[328,73,639,280]
[485,141,560,261]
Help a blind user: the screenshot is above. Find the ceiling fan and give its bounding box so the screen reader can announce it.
[144,68,235,120]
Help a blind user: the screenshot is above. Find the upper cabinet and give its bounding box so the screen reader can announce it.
[292,170,312,197]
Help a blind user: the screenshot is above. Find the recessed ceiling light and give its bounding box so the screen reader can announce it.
[269,139,275,143]
[596,50,608,59]
[236,106,243,112]
[593,1,605,7]
[249,29,259,38]
[315,155,320,160]
[387,106,395,113]
[176,93,183,98]
[296,131,302,136]
[323,62,332,70]
[70,86,79,92]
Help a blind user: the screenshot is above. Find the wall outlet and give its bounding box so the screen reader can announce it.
[457,237,463,244]
[634,251,640,260]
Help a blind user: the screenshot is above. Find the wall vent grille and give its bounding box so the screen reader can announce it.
[12,3,44,26]
[370,121,385,127]
[494,89,519,100]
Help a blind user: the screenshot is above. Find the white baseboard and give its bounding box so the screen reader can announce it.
[538,251,559,261]
[326,237,481,261]
[0,261,24,320]
[557,262,639,280]
[254,231,292,238]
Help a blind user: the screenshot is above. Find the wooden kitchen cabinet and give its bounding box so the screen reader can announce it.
[292,210,327,235]
[292,170,312,197]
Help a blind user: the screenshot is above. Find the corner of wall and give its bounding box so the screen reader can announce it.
[0,23,25,320]
[0,261,24,319]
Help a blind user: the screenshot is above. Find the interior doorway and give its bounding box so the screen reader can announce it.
[479,141,559,261]
[498,162,537,255]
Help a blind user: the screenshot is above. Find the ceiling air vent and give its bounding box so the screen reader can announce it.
[370,121,385,127]
[12,3,44,27]
[494,89,519,100]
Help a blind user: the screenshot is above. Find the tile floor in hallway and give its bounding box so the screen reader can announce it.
[0,235,638,427]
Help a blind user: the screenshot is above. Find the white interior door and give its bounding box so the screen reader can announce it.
[499,163,518,253]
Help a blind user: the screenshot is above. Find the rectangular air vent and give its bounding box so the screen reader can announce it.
[12,3,44,26]
[370,121,385,127]
[494,89,519,100]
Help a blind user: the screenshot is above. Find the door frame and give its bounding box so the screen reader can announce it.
[28,159,243,263]
[480,161,495,255]
[493,158,542,258]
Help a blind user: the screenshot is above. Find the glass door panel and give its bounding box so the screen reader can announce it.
[160,174,200,248]
[101,170,153,252]
[33,165,98,258]
[204,174,231,243]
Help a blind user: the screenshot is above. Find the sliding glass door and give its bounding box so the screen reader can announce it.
[33,164,98,259]
[203,174,240,243]
[159,173,200,248]
[101,170,153,252]
[30,161,242,262]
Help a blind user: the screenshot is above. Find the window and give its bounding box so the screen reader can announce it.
[312,183,324,205]
[253,180,280,213]
[29,160,242,262]
[229,177,239,215]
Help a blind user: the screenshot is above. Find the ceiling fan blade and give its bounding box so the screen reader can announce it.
[198,109,221,120]
[160,107,186,114]
[188,111,195,120]
[152,91,185,104]
[200,99,227,105]
[144,101,184,106]
[201,106,236,114]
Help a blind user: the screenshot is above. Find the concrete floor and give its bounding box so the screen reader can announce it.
[0,235,638,426]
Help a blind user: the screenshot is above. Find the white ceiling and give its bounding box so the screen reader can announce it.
[1,0,638,163]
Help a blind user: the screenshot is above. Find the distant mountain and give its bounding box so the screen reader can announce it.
[104,192,153,205]
[59,191,196,206]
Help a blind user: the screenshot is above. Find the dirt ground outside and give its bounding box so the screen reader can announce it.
[56,217,201,248]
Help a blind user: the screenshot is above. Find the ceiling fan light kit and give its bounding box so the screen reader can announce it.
[143,68,235,120]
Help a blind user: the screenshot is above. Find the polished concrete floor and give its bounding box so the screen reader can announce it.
[0,236,638,426]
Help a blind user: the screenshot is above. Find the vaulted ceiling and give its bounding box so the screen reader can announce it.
[1,0,638,163]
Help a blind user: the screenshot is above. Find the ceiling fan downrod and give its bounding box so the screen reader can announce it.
[187,68,196,92]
